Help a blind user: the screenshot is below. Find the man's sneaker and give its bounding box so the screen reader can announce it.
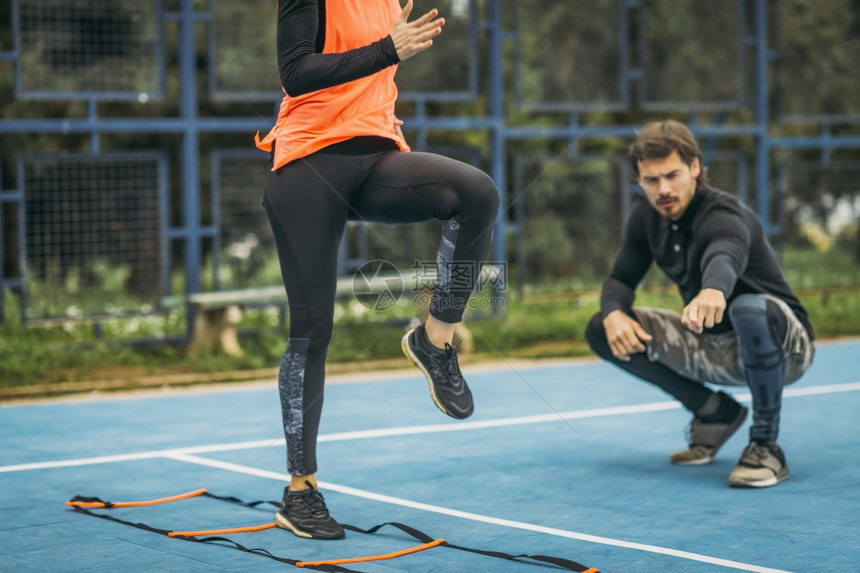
[401,324,474,419]
[275,482,344,540]
[670,394,748,465]
[729,441,790,488]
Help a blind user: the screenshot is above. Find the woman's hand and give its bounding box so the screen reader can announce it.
[390,0,445,61]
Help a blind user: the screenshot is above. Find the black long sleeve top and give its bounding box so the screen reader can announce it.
[276,0,400,97]
[600,185,814,338]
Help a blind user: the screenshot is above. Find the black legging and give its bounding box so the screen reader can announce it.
[585,295,789,442]
[585,311,715,414]
[263,148,499,476]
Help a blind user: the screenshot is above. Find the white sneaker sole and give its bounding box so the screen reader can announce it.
[729,468,790,488]
[671,455,715,466]
[275,511,312,538]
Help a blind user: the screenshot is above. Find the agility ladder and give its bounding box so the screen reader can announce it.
[66,488,599,572]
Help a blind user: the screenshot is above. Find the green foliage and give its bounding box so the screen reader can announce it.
[778,0,860,117]
[0,324,154,387]
[522,216,578,280]
[3,275,858,394]
[2,1,860,396]
[394,0,474,93]
[24,259,160,319]
[13,2,160,96]
[641,0,742,104]
[516,0,621,106]
[210,1,279,95]
[799,290,860,338]
[518,156,622,283]
[4,0,860,324]
[781,247,860,290]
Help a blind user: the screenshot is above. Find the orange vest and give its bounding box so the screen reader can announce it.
[255,0,409,170]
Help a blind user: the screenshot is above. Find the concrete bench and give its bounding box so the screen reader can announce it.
[185,278,353,356]
[181,270,482,356]
[186,285,292,356]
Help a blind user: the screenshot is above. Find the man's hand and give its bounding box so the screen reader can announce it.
[681,288,726,334]
[390,1,445,61]
[394,116,405,140]
[603,310,653,362]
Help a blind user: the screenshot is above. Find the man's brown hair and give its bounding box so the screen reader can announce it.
[628,120,708,186]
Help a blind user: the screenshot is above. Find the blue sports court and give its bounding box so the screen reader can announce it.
[2,337,858,572]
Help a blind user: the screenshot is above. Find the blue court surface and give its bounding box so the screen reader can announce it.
[2,338,859,572]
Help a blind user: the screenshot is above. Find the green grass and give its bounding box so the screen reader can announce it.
[781,247,860,291]
[2,247,859,396]
[2,284,857,397]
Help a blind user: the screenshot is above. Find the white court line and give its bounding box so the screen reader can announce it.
[312,380,860,441]
[0,439,285,473]
[709,381,860,403]
[319,401,680,442]
[163,452,792,573]
[0,402,680,473]
[3,380,859,474]
[771,380,860,398]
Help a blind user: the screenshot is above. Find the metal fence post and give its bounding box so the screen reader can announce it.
[488,0,507,305]
[754,0,772,239]
[180,0,201,334]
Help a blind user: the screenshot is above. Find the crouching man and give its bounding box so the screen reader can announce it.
[586,120,815,488]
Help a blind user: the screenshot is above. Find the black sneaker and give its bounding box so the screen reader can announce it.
[670,393,748,465]
[401,324,474,419]
[729,440,790,488]
[275,483,344,540]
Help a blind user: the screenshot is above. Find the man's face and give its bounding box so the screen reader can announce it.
[637,150,700,221]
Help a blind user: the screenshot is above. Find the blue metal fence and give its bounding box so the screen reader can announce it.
[0,0,858,332]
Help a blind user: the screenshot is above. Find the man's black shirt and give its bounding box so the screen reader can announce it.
[600,185,814,338]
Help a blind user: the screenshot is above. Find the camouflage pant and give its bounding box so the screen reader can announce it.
[633,294,814,388]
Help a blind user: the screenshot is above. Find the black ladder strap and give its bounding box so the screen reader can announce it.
[67,493,598,572]
[343,521,595,572]
[67,499,361,573]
